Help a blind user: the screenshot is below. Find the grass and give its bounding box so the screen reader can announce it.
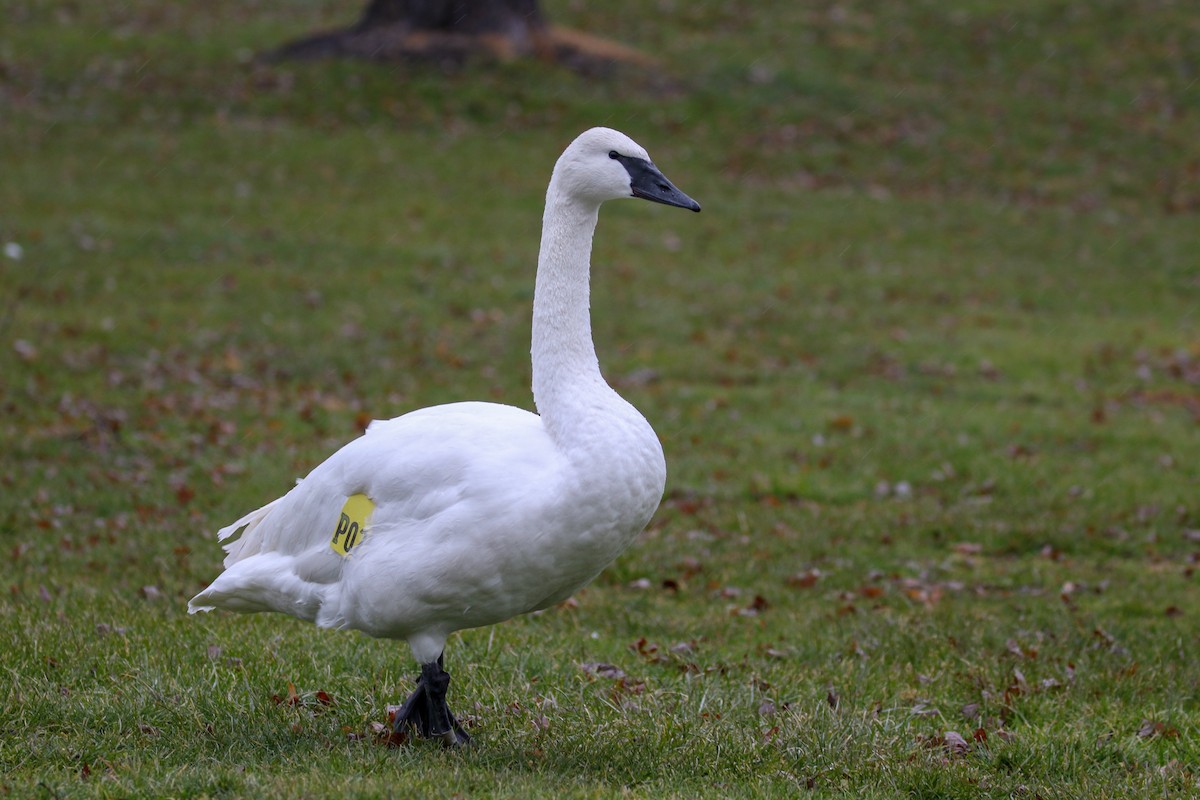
[2,0,1198,796]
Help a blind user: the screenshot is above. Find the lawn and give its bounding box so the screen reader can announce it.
[2,0,1198,797]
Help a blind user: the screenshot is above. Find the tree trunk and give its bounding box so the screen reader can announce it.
[357,0,544,35]
[269,0,652,73]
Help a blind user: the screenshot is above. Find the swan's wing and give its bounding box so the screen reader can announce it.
[189,402,557,620]
[216,402,550,568]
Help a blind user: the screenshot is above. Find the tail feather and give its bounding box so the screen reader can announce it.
[217,497,285,566]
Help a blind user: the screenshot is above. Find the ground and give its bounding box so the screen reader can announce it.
[1,0,1198,797]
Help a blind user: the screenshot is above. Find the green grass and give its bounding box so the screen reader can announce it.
[2,0,1199,796]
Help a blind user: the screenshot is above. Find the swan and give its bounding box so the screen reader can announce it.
[188,127,700,746]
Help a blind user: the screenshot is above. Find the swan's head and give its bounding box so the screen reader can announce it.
[552,127,701,212]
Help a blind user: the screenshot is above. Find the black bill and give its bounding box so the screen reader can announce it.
[613,153,701,212]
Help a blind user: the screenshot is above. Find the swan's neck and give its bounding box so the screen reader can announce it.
[531,189,614,439]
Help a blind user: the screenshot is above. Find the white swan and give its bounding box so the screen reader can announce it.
[189,127,700,745]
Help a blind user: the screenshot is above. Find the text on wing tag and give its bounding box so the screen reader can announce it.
[331,493,375,556]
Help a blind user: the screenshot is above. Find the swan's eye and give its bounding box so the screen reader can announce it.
[609,151,619,159]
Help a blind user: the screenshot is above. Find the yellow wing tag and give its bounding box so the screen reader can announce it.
[330,493,375,556]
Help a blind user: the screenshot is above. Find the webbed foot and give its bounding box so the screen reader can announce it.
[391,654,471,747]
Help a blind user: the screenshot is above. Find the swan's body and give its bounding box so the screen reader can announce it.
[189,127,700,745]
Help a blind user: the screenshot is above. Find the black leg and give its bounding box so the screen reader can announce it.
[391,653,471,746]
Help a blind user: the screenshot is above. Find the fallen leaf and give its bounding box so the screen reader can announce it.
[175,484,195,506]
[1040,544,1062,561]
[13,339,38,362]
[579,662,626,679]
[943,730,971,756]
[828,414,855,431]
[786,569,821,589]
[1138,719,1179,739]
[920,730,970,757]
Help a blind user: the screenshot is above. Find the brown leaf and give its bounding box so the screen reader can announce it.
[943,730,971,756]
[826,687,840,710]
[786,569,821,589]
[747,594,770,612]
[828,414,855,431]
[579,662,626,679]
[1138,719,1179,739]
[630,637,663,663]
[920,730,970,757]
[316,690,334,706]
[175,484,195,506]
